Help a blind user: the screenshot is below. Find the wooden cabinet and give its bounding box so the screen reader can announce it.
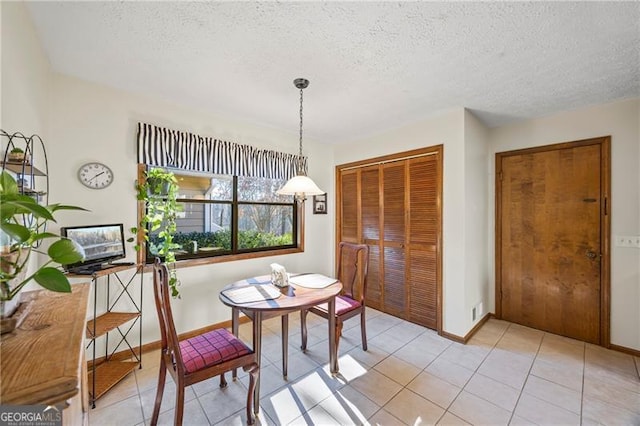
[0,284,91,425]
[336,146,442,330]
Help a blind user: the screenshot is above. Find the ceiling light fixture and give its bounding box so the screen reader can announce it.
[276,78,324,203]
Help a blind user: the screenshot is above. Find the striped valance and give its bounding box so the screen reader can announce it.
[137,122,306,180]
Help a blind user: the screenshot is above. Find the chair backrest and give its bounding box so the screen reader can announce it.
[336,242,369,302]
[152,258,185,375]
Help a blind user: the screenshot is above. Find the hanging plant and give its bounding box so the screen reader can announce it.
[129,168,182,298]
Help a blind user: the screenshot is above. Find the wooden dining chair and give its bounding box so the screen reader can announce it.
[151,258,259,425]
[300,242,370,354]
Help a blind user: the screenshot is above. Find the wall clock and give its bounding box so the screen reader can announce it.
[77,162,114,189]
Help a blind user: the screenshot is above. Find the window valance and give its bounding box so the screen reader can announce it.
[137,122,306,180]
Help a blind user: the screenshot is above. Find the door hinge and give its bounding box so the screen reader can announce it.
[604,197,608,215]
[498,171,503,181]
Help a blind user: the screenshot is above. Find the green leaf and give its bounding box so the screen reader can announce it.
[47,204,90,213]
[48,238,85,264]
[0,171,18,195]
[33,268,72,293]
[4,199,55,220]
[0,222,31,243]
[32,232,59,241]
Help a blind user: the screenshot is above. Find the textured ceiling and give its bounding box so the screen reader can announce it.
[25,1,640,144]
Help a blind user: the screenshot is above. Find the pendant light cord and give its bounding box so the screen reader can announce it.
[298,86,304,173]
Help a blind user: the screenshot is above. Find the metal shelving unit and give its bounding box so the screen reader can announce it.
[68,264,144,408]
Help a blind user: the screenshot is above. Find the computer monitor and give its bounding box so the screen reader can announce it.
[61,223,126,272]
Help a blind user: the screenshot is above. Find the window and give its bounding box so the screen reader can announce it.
[143,168,299,264]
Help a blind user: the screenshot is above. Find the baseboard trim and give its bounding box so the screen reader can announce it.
[88,316,251,368]
[440,313,492,344]
[609,343,640,358]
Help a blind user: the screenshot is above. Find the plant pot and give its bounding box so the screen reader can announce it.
[7,152,26,162]
[146,177,171,197]
[1,249,28,318]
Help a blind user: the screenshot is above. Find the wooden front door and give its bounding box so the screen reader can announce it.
[496,137,610,344]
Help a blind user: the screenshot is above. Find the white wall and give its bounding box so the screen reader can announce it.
[0,1,50,134]
[489,98,640,351]
[334,108,481,336]
[463,110,490,325]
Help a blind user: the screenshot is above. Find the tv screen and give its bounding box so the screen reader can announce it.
[61,223,126,272]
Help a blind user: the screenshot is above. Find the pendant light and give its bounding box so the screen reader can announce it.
[276,78,324,202]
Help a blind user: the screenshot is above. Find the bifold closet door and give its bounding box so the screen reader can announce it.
[336,146,441,331]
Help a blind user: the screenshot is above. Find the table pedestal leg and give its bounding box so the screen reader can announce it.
[281,314,288,378]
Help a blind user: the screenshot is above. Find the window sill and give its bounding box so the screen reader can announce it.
[142,246,304,271]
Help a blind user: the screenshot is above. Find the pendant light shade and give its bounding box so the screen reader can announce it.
[276,78,324,202]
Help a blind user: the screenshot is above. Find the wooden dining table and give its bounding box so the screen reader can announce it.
[218,274,342,412]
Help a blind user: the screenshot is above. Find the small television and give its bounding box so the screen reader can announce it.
[61,223,126,273]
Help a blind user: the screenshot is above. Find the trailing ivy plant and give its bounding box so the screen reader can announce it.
[129,168,182,298]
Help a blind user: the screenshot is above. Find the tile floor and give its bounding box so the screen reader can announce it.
[88,309,640,425]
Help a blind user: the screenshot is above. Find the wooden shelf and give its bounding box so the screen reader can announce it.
[1,160,46,176]
[87,361,139,401]
[66,263,139,279]
[86,312,140,339]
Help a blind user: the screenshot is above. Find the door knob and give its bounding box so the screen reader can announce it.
[586,250,598,259]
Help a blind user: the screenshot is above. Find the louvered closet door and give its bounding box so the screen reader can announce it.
[361,166,382,310]
[381,162,407,317]
[340,170,359,243]
[337,146,442,331]
[407,155,439,328]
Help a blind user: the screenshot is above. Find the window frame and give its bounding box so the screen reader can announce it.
[135,164,304,268]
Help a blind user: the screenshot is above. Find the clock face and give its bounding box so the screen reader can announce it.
[78,162,114,189]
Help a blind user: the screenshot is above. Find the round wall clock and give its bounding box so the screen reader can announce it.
[77,162,114,189]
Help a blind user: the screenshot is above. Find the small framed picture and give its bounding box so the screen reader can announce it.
[313,193,327,214]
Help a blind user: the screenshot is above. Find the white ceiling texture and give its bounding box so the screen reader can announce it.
[26,1,640,145]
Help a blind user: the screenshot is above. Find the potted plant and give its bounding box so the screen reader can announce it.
[0,170,87,320]
[130,168,182,298]
[7,147,26,163]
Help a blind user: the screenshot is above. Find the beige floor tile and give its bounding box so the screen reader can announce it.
[134,362,164,392]
[319,385,380,425]
[139,380,197,420]
[288,404,339,426]
[448,391,511,426]
[374,355,422,386]
[425,358,474,388]
[529,358,583,392]
[508,415,537,425]
[584,360,640,393]
[291,368,345,409]
[464,373,520,412]
[494,337,539,357]
[522,375,581,414]
[439,342,490,371]
[407,371,462,409]
[412,331,454,356]
[583,375,640,414]
[198,380,252,425]
[581,395,640,425]
[369,331,409,353]
[393,339,440,369]
[384,388,445,426]
[437,411,470,425]
[514,393,580,425]
[152,398,209,425]
[476,354,530,390]
[471,328,504,346]
[88,394,144,426]
[345,344,390,369]
[261,385,309,426]
[367,408,405,426]
[214,408,274,426]
[585,343,638,377]
[350,368,403,406]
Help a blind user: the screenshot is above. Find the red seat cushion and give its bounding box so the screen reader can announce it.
[179,328,251,374]
[314,295,361,316]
